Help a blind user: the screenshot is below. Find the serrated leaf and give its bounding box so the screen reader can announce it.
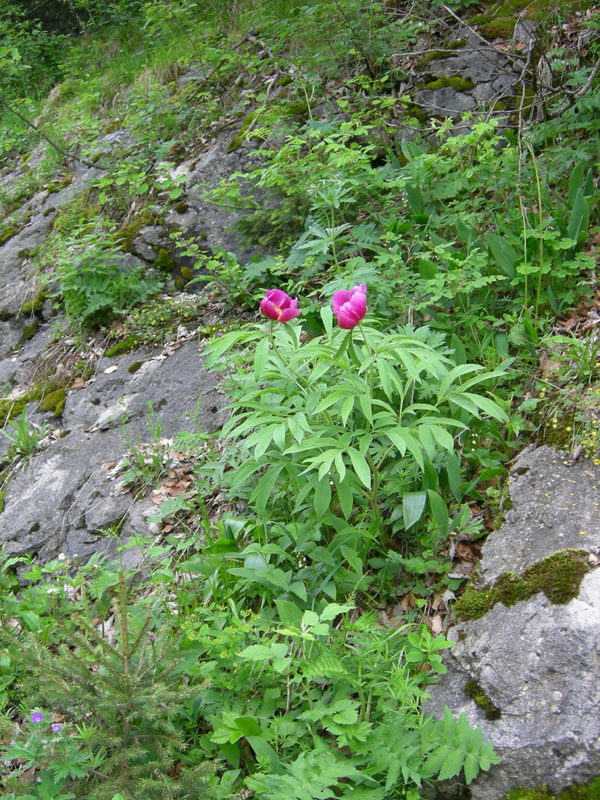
[437,748,465,781]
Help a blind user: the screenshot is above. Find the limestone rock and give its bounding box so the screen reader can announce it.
[0,340,226,564]
[425,448,600,800]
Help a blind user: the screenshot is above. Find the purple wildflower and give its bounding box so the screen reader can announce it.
[31,712,43,724]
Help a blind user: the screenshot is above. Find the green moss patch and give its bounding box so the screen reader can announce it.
[426,76,475,92]
[115,207,157,253]
[227,110,259,152]
[22,321,39,340]
[20,289,47,316]
[105,335,139,357]
[45,175,73,195]
[0,387,43,427]
[416,40,467,70]
[39,387,66,417]
[505,777,600,800]
[454,549,592,620]
[0,225,21,246]
[468,14,516,39]
[463,678,501,720]
[154,247,179,273]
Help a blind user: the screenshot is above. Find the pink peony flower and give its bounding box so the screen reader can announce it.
[332,284,367,329]
[260,289,300,323]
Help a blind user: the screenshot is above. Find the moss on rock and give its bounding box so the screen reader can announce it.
[0,386,43,427]
[454,549,592,620]
[227,110,258,152]
[39,387,66,416]
[154,247,179,273]
[115,207,157,253]
[505,778,600,800]
[463,678,501,720]
[105,335,139,357]
[45,175,73,195]
[22,321,39,340]
[0,225,20,246]
[416,40,467,70]
[468,14,516,39]
[20,289,47,316]
[426,76,475,92]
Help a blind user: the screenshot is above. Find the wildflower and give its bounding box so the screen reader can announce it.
[31,712,43,724]
[332,284,367,329]
[260,289,299,322]
[51,723,62,732]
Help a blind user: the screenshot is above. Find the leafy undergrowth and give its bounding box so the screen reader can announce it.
[0,0,599,797]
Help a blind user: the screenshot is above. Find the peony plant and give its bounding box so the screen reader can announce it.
[206,286,507,543]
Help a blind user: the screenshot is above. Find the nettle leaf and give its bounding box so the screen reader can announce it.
[302,651,349,681]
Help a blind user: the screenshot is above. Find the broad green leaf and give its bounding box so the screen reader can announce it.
[321,305,333,338]
[340,545,362,575]
[235,717,263,737]
[348,446,371,488]
[437,747,465,781]
[334,475,353,519]
[319,602,354,621]
[358,392,373,424]
[314,476,332,518]
[251,465,284,516]
[238,643,288,661]
[445,452,462,501]
[246,736,279,772]
[275,598,303,628]
[403,491,427,529]
[487,232,517,278]
[429,424,455,452]
[428,489,449,537]
[567,161,584,206]
[341,394,354,425]
[253,337,270,380]
[462,392,508,421]
[438,364,483,398]
[568,188,590,244]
